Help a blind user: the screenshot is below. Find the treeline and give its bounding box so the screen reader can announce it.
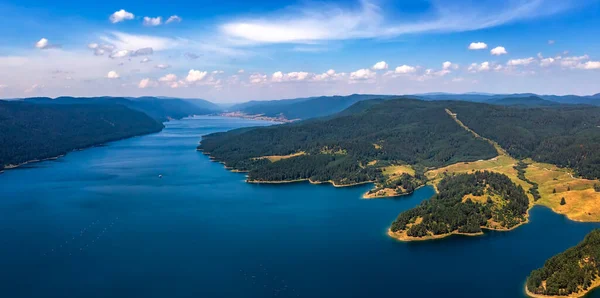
[448,101,600,179]
[200,98,498,185]
[390,171,530,237]
[527,229,600,296]
[514,161,541,201]
[0,101,164,170]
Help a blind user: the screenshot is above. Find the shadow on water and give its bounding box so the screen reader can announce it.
[0,116,599,298]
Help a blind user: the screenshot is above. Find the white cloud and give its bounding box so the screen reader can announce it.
[143,16,162,26]
[507,57,535,66]
[540,57,555,67]
[394,65,417,74]
[87,43,115,56]
[212,70,225,74]
[35,38,59,50]
[372,61,388,70]
[468,42,488,50]
[186,69,208,82]
[350,68,376,81]
[249,73,267,84]
[107,71,120,79]
[468,61,490,72]
[238,69,245,74]
[442,61,459,70]
[159,74,178,82]
[140,57,151,63]
[155,64,171,69]
[35,38,49,49]
[490,46,508,55]
[109,50,130,59]
[138,78,156,88]
[220,1,573,44]
[271,71,311,82]
[166,15,182,24]
[0,84,7,89]
[110,9,134,24]
[579,61,600,70]
[548,40,555,45]
[559,55,590,68]
[313,69,345,81]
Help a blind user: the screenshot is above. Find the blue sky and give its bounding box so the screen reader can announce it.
[0,0,599,102]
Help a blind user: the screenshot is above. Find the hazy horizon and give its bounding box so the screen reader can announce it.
[1,0,600,102]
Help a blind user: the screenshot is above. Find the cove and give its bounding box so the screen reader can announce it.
[1,116,599,298]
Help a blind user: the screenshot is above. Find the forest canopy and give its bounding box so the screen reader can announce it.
[200,98,498,186]
[0,101,164,170]
[389,171,530,237]
[527,229,600,296]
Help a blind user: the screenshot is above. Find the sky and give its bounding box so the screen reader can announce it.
[0,0,599,102]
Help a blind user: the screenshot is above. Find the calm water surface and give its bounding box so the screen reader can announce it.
[1,116,599,298]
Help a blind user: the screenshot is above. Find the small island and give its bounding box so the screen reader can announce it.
[389,171,530,241]
[526,229,600,298]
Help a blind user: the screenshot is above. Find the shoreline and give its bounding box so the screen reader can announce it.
[362,184,426,199]
[388,208,531,242]
[524,278,600,298]
[216,113,290,124]
[2,128,163,174]
[247,178,373,188]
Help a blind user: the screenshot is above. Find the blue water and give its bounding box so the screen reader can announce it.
[1,116,599,298]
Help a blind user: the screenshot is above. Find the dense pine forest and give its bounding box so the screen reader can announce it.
[527,229,600,296]
[201,98,600,187]
[0,101,164,170]
[200,98,498,185]
[447,101,600,179]
[389,171,530,237]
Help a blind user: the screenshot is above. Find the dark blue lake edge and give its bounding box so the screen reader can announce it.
[1,116,599,298]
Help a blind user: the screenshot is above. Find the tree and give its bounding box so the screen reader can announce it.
[553,188,557,194]
[560,197,566,205]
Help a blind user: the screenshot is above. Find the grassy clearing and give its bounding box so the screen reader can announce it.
[363,164,418,199]
[434,109,600,222]
[254,151,306,162]
[525,161,600,222]
[425,155,536,201]
[382,165,416,177]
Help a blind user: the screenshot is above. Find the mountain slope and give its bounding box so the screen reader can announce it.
[201,97,600,186]
[228,94,395,120]
[22,96,217,121]
[0,101,164,170]
[445,101,600,179]
[200,98,498,185]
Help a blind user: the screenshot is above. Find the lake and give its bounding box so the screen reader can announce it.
[1,116,599,298]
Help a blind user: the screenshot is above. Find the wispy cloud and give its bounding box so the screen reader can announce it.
[220,0,577,44]
[99,31,179,51]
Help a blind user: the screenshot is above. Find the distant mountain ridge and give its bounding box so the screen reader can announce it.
[21,96,219,121]
[228,94,396,120]
[225,92,600,120]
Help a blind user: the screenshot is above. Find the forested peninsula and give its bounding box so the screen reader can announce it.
[200,97,600,239]
[0,101,164,171]
[389,171,530,241]
[526,229,600,298]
